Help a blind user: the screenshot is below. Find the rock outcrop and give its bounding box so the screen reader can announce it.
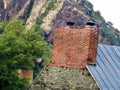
[26,0,47,28]
[0,1,4,19]
[1,0,120,45]
[40,0,63,34]
[45,0,90,43]
[0,0,32,21]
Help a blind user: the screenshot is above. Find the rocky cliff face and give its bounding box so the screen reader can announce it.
[0,1,4,19]
[46,0,91,43]
[26,0,120,45]
[1,0,120,45]
[26,0,48,28]
[46,0,120,45]
[0,0,33,21]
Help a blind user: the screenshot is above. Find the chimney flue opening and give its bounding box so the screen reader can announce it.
[85,21,95,28]
[66,22,75,28]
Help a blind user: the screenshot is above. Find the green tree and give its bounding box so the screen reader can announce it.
[33,18,52,78]
[0,19,47,90]
[0,22,5,34]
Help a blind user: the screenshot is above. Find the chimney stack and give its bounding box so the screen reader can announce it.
[85,21,98,65]
[50,21,99,68]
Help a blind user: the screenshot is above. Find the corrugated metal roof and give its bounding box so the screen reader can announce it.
[87,44,120,90]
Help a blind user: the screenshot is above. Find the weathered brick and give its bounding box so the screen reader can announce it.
[51,28,87,68]
[50,27,98,68]
[87,28,99,65]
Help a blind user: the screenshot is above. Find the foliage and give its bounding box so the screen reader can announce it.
[85,0,120,45]
[103,27,113,38]
[44,1,57,16]
[34,18,44,37]
[0,66,28,90]
[33,18,52,78]
[42,43,52,66]
[84,0,93,9]
[36,18,43,25]
[33,64,42,79]
[0,19,48,90]
[33,43,52,78]
[0,22,5,34]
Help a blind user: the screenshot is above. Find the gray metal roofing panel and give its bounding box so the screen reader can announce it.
[87,44,120,90]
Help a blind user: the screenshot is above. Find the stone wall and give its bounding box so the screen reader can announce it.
[28,66,99,90]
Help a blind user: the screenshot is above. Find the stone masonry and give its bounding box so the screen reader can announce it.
[28,66,99,90]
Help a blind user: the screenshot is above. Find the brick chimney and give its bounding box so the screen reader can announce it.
[50,21,98,68]
[85,21,98,65]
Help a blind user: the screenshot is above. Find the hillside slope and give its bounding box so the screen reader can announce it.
[0,0,120,45]
[28,0,120,45]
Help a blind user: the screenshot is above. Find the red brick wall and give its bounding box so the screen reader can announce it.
[50,28,98,68]
[87,28,99,65]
